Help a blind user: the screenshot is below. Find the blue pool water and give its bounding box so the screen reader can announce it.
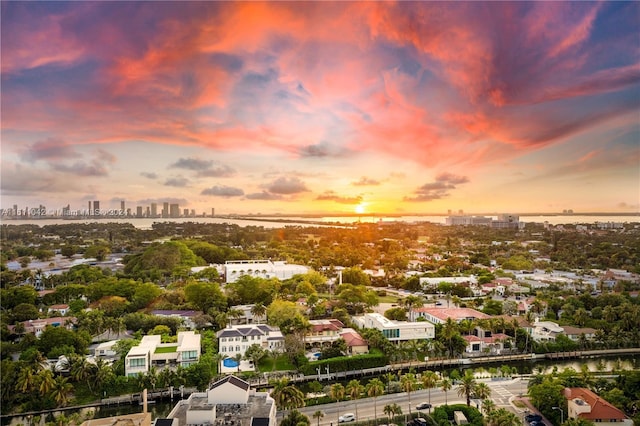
[223,358,239,368]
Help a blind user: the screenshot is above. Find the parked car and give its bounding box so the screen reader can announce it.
[339,413,356,423]
[407,418,428,426]
[415,402,432,410]
[525,414,543,423]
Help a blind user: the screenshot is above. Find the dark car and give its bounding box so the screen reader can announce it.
[525,414,543,423]
[411,418,428,426]
[415,402,432,410]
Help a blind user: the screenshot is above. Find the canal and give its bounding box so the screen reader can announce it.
[2,353,638,426]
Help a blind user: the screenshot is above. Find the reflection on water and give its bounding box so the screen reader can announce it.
[3,355,637,426]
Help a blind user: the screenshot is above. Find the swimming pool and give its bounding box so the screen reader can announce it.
[223,358,239,368]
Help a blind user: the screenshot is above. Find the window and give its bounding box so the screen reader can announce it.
[182,350,198,360]
[129,358,146,368]
[382,329,400,339]
[221,346,226,352]
[236,345,240,352]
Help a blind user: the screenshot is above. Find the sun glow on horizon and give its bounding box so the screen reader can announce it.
[355,203,367,214]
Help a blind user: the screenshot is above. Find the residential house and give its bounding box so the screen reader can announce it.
[164,375,276,426]
[227,305,266,325]
[93,340,118,357]
[305,319,346,347]
[48,304,70,316]
[223,260,308,284]
[410,307,489,324]
[11,317,76,337]
[353,313,435,342]
[150,310,200,329]
[463,332,512,356]
[340,329,369,355]
[217,324,284,358]
[125,331,201,377]
[564,388,633,425]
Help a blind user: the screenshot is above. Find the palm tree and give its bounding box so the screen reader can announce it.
[70,356,96,392]
[37,369,56,396]
[482,399,496,415]
[312,410,324,426]
[383,403,402,425]
[485,408,522,426]
[329,383,345,424]
[456,371,477,406]
[346,379,364,421]
[420,370,438,412]
[232,353,243,372]
[50,376,73,407]
[281,410,310,426]
[16,366,38,393]
[440,378,452,405]
[473,382,492,401]
[251,303,267,323]
[366,378,385,422]
[227,308,244,325]
[384,372,396,394]
[400,373,417,417]
[271,380,305,413]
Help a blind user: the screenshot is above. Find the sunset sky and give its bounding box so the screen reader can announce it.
[2,1,639,216]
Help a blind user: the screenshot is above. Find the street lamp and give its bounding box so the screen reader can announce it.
[552,406,564,424]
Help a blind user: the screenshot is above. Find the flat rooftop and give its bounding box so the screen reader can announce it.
[169,393,273,426]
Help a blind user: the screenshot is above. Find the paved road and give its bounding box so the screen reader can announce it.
[283,378,527,425]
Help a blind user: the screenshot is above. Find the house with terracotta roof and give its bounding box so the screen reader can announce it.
[305,319,346,347]
[463,333,512,355]
[564,387,633,425]
[48,304,70,316]
[339,329,368,355]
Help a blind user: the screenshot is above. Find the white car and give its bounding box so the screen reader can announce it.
[339,413,356,423]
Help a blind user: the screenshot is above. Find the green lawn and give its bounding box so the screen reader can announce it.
[154,346,177,353]
[257,355,295,372]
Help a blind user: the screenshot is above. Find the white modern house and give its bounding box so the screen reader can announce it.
[164,375,276,426]
[217,324,284,358]
[125,331,201,377]
[410,307,489,324]
[223,260,308,284]
[353,313,435,342]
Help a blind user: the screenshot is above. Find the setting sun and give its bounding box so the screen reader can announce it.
[355,203,366,214]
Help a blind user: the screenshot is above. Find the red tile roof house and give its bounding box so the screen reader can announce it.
[565,388,633,425]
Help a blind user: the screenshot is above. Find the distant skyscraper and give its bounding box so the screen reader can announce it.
[151,203,158,217]
[93,201,100,216]
[145,207,150,217]
[183,208,189,217]
[88,201,92,215]
[211,208,215,217]
[120,200,125,213]
[169,203,180,218]
[162,202,169,218]
[136,206,143,217]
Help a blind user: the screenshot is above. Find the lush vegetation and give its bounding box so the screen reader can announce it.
[0,219,639,418]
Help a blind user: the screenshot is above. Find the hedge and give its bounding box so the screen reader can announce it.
[430,404,483,426]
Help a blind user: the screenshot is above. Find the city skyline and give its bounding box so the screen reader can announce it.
[1,2,639,216]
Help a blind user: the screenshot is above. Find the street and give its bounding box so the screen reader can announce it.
[284,378,527,425]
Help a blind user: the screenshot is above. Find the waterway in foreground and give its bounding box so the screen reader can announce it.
[2,354,637,426]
